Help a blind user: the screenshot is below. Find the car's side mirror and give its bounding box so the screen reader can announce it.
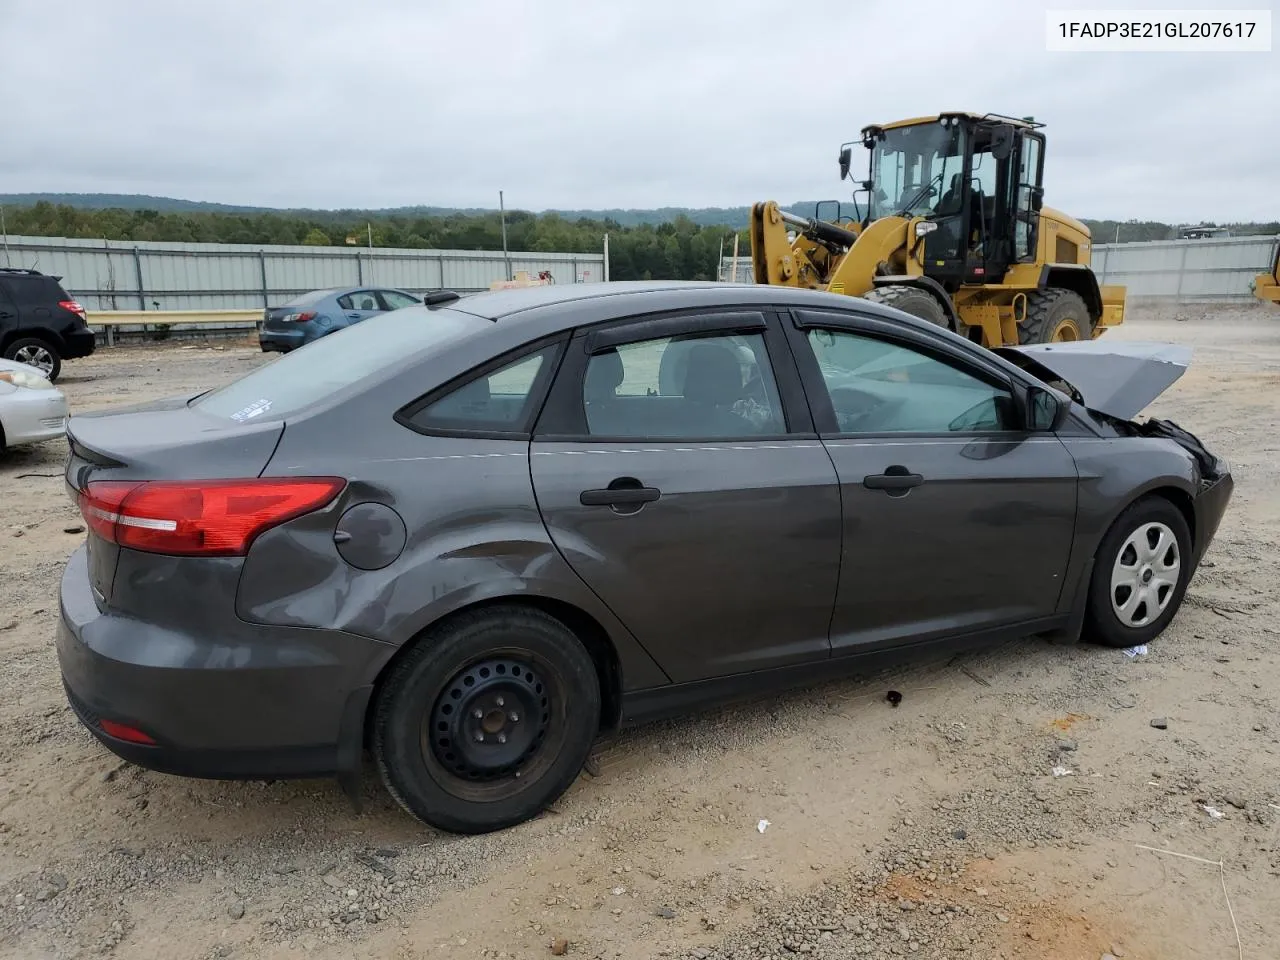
[1027,385,1066,431]
[838,146,852,181]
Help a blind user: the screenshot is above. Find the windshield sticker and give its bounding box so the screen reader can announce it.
[230,398,272,422]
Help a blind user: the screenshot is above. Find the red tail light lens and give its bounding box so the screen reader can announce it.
[282,311,316,323]
[99,719,157,745]
[79,477,345,557]
[59,299,87,319]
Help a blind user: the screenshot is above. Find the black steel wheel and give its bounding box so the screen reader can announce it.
[373,605,600,834]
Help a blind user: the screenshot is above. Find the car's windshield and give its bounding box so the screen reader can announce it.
[867,121,967,221]
[193,306,481,422]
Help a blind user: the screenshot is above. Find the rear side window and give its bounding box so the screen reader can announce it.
[400,344,561,435]
[3,276,66,304]
[338,291,381,311]
[381,291,420,310]
[193,307,483,422]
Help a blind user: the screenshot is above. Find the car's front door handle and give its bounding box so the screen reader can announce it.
[580,476,662,508]
[864,466,924,491]
[580,486,661,507]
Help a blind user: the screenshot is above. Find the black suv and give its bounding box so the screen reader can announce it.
[0,268,96,381]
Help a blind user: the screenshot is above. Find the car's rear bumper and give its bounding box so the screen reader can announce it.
[56,545,391,780]
[62,329,97,359]
[258,328,307,353]
[0,387,68,447]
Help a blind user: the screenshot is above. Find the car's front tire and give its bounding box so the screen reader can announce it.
[1083,496,1193,648]
[3,336,62,382]
[372,605,600,834]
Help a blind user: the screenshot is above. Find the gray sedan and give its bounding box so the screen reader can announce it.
[56,281,1232,834]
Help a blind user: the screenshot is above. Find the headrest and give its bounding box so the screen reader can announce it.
[585,349,624,400]
[682,341,743,404]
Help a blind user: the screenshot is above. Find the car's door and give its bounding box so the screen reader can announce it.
[784,307,1079,654]
[336,290,385,325]
[530,307,842,684]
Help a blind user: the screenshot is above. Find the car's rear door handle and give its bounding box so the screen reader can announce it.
[580,477,661,507]
[864,465,924,491]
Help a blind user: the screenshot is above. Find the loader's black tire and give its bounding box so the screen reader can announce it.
[1020,289,1093,344]
[861,285,949,329]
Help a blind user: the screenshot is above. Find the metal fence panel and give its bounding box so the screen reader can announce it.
[1,235,606,312]
[1092,235,1279,301]
[718,234,1280,302]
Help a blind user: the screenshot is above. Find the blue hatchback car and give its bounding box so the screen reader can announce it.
[258,286,422,353]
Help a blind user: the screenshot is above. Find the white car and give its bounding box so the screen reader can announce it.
[0,358,69,453]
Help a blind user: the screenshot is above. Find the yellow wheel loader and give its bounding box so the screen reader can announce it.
[1255,242,1280,305]
[749,112,1127,347]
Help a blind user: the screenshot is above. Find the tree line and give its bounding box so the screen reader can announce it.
[3,201,746,283]
[3,201,1277,284]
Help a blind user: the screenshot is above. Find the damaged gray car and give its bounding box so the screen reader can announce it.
[57,281,1232,834]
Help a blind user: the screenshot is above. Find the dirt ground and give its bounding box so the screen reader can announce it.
[1,304,1278,960]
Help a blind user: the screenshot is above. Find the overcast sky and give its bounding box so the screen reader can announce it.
[2,0,1276,221]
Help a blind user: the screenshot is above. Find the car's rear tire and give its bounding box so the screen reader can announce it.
[1083,496,1193,648]
[3,336,62,382]
[373,605,600,834]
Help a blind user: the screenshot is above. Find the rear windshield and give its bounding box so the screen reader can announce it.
[193,306,484,422]
[275,289,335,309]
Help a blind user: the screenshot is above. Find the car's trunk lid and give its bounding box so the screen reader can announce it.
[64,394,285,606]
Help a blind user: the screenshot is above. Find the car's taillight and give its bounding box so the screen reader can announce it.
[283,311,316,323]
[78,477,345,557]
[58,299,86,320]
[99,719,156,745]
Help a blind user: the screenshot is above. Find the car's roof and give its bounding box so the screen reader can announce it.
[448,279,920,325]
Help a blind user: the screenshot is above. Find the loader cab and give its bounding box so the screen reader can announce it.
[854,113,1046,291]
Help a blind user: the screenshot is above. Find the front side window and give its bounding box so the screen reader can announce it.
[804,326,1015,434]
[581,331,785,438]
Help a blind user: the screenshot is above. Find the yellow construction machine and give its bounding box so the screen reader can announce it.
[749,112,1127,347]
[1254,243,1280,305]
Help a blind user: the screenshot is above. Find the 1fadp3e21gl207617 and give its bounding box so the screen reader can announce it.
[56,281,1232,834]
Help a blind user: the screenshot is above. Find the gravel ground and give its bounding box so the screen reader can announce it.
[1,305,1278,960]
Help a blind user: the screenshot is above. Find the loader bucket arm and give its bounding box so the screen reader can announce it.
[749,201,817,286]
[824,216,912,296]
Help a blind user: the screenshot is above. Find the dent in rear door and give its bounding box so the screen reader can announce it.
[529,309,842,684]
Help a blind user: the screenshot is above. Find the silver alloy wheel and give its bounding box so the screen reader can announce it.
[1110,521,1181,628]
[12,343,55,376]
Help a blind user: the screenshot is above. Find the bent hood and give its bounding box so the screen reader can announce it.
[993,341,1191,421]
